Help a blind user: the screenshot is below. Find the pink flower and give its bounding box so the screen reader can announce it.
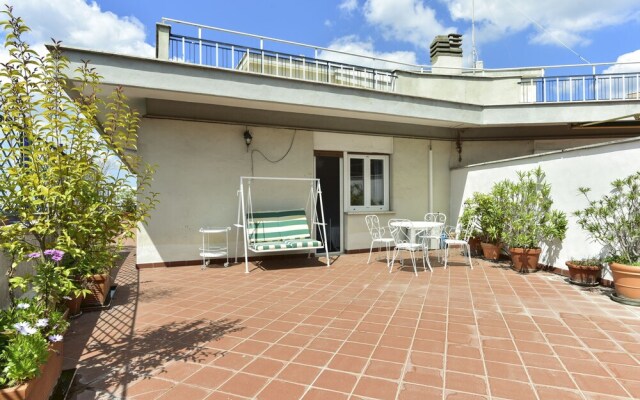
[27,252,41,259]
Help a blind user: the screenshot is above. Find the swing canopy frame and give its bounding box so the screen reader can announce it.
[236,176,330,273]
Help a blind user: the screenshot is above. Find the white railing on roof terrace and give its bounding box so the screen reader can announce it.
[161,18,425,92]
[160,18,640,103]
[521,72,640,103]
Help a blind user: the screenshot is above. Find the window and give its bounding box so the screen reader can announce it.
[346,154,389,211]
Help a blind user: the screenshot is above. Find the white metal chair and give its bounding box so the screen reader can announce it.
[365,215,394,266]
[424,212,447,261]
[388,219,424,276]
[424,212,447,224]
[443,216,479,269]
[420,223,444,271]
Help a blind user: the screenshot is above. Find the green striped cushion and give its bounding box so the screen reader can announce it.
[248,209,311,243]
[286,239,322,249]
[252,242,290,251]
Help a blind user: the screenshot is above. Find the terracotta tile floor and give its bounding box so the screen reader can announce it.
[63,250,640,399]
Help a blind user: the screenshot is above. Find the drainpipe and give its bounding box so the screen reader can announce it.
[429,141,433,213]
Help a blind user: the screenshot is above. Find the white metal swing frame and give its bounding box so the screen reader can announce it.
[235,176,330,273]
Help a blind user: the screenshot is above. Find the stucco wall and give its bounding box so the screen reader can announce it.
[395,71,537,105]
[137,119,453,264]
[343,138,451,252]
[137,119,314,264]
[449,138,640,278]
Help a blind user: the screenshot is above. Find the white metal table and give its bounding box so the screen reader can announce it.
[389,220,444,244]
[199,226,230,269]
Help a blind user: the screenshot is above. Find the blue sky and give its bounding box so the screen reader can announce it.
[5,0,640,74]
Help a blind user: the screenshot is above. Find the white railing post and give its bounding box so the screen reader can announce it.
[198,27,202,65]
[275,53,279,76]
[569,77,573,101]
[289,55,293,78]
[315,48,319,81]
[302,57,306,80]
[231,45,235,69]
[543,79,547,102]
[181,36,185,62]
[609,76,612,100]
[582,76,585,101]
[637,74,639,99]
[556,77,559,102]
[215,43,218,67]
[622,75,625,100]
[595,76,599,100]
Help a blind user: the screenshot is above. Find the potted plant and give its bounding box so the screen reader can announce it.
[495,167,568,273]
[565,258,602,286]
[462,192,506,260]
[0,299,68,400]
[574,171,640,300]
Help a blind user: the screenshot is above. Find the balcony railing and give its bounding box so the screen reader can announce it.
[521,73,640,103]
[161,18,640,103]
[168,34,397,92]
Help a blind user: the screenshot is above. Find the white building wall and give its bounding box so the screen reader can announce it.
[341,138,451,252]
[137,119,314,265]
[137,120,453,265]
[450,138,640,278]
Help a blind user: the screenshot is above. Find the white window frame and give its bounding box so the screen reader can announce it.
[345,154,389,212]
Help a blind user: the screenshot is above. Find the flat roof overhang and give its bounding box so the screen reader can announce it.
[58,46,640,141]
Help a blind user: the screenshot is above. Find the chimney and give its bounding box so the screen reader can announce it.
[430,34,463,75]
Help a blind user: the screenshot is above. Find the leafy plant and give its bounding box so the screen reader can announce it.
[460,191,506,244]
[0,6,157,305]
[496,167,568,249]
[0,298,68,387]
[574,171,640,266]
[567,258,602,267]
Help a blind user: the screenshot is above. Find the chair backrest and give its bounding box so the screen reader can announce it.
[424,223,445,239]
[388,219,412,245]
[365,215,385,240]
[462,216,481,242]
[424,212,446,224]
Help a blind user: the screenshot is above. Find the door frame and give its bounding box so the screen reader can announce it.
[314,151,344,255]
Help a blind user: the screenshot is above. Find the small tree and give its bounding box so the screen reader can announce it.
[496,167,567,250]
[574,171,640,265]
[461,191,506,245]
[0,7,157,309]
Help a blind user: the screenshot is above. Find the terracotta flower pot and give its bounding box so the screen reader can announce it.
[65,294,83,318]
[0,341,63,400]
[481,242,501,260]
[509,247,541,273]
[565,261,601,286]
[610,262,640,300]
[81,273,111,307]
[468,237,483,257]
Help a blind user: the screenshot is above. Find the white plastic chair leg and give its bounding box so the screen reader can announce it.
[466,244,473,269]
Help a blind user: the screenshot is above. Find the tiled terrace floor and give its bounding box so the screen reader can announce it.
[64,250,640,399]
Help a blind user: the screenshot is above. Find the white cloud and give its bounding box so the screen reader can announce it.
[4,0,153,57]
[339,0,359,14]
[320,35,418,69]
[446,0,640,49]
[363,0,456,50]
[604,50,640,74]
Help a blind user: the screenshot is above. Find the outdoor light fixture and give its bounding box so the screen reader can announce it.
[243,129,252,151]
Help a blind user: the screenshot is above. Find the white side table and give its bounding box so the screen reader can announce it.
[199,227,230,269]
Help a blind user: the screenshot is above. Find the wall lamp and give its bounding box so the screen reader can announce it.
[243,129,252,151]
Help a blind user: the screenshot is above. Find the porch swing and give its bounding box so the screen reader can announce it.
[235,176,330,273]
